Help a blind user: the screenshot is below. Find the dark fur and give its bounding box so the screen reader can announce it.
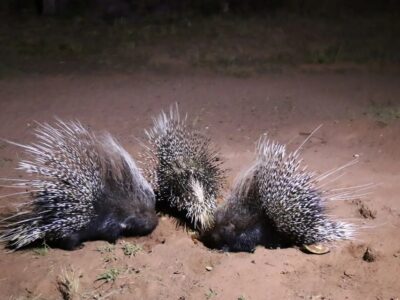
[53,211,158,250]
[52,177,158,250]
[200,204,289,253]
[199,168,290,253]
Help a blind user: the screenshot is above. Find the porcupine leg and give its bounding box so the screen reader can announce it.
[55,232,119,250]
[55,233,85,251]
[53,217,122,250]
[87,217,123,244]
[122,212,159,237]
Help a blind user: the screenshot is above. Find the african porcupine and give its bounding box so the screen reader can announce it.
[201,134,365,252]
[0,120,158,250]
[143,104,224,231]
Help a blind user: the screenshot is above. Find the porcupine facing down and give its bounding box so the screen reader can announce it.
[0,120,158,250]
[143,104,224,232]
[201,134,365,253]
[200,168,283,253]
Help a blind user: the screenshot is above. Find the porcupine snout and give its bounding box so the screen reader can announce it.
[107,176,159,237]
[121,209,159,236]
[200,207,271,253]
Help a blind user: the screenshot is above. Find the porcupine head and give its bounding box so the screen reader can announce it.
[98,134,158,239]
[199,165,282,252]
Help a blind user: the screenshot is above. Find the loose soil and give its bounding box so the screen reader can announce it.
[0,70,399,299]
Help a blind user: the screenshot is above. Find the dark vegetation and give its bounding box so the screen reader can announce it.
[0,0,399,77]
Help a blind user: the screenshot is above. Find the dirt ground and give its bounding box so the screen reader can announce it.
[0,69,399,299]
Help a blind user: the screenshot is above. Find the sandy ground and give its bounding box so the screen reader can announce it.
[0,70,399,299]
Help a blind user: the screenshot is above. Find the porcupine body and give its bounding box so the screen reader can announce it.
[144,104,224,231]
[0,120,158,250]
[201,135,357,252]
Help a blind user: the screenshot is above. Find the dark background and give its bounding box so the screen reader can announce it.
[4,0,400,18]
[0,0,399,76]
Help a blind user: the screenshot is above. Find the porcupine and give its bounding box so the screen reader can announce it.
[0,120,158,250]
[143,104,225,231]
[201,133,368,252]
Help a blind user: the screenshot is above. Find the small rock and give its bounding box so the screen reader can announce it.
[363,247,377,262]
[358,203,377,219]
[205,266,213,271]
[343,270,355,278]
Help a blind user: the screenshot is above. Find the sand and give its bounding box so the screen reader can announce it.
[0,70,399,299]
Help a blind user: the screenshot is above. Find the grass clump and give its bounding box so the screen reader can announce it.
[121,241,142,257]
[96,243,115,254]
[205,288,218,299]
[32,242,50,256]
[96,268,120,283]
[57,266,81,300]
